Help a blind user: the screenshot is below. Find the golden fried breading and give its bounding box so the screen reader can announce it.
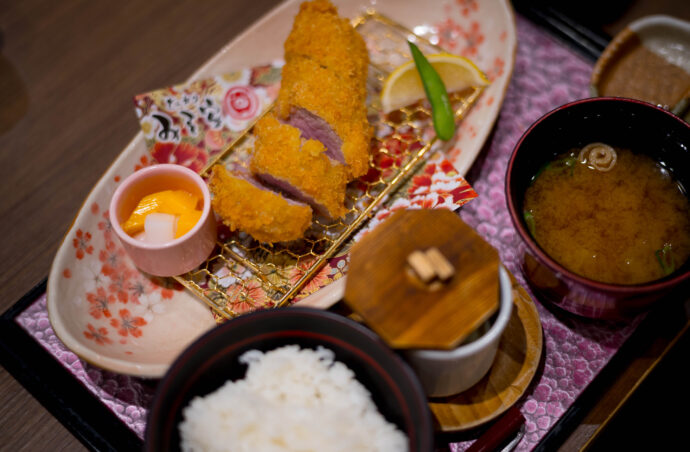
[209,165,312,243]
[276,56,372,178]
[251,113,349,219]
[284,0,369,88]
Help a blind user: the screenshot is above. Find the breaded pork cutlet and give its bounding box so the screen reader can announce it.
[250,113,348,219]
[277,55,372,178]
[284,0,369,88]
[209,165,312,243]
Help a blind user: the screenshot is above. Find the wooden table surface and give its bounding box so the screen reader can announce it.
[1,1,688,451]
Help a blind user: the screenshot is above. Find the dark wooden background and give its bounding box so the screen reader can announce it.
[1,1,688,450]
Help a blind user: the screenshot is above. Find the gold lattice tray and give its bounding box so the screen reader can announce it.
[173,10,484,320]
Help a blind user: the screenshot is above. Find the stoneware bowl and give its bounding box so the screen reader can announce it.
[109,163,216,277]
[506,97,690,319]
[145,307,433,452]
[404,266,513,397]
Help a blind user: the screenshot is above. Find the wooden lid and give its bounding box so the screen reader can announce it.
[344,209,499,350]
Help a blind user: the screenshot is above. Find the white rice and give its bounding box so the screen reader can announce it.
[179,345,408,452]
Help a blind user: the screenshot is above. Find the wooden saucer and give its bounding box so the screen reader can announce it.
[429,271,543,432]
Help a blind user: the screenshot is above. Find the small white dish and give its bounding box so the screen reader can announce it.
[404,266,513,397]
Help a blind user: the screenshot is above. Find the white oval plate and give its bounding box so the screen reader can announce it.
[47,0,516,377]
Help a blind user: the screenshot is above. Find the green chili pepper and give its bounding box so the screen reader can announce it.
[408,41,455,141]
[655,243,676,275]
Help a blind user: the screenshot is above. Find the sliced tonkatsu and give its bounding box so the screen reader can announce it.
[209,165,312,243]
[208,0,372,243]
[276,55,372,179]
[251,113,348,220]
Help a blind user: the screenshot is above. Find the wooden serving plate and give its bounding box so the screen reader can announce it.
[429,272,543,432]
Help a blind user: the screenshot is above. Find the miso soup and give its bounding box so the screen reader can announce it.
[523,144,690,285]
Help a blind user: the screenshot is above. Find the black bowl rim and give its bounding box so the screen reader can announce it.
[145,307,433,451]
[506,96,690,293]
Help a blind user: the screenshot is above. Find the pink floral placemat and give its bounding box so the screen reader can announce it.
[14,14,644,451]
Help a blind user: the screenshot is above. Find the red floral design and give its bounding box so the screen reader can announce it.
[436,18,485,58]
[486,57,506,82]
[86,287,114,319]
[411,174,432,190]
[72,229,94,260]
[99,240,126,277]
[110,309,147,338]
[226,281,272,314]
[459,21,485,57]
[108,268,136,303]
[151,142,208,173]
[456,0,478,16]
[98,210,113,242]
[127,278,154,305]
[226,293,253,314]
[440,160,456,174]
[436,17,464,52]
[150,276,183,299]
[134,155,151,172]
[223,86,259,121]
[83,323,112,345]
[407,157,477,206]
[289,258,331,295]
[410,194,440,209]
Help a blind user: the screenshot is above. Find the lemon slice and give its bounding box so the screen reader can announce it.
[381,53,489,113]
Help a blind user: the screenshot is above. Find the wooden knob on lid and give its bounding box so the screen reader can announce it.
[344,209,499,350]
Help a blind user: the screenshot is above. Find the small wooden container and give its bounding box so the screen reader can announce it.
[345,209,512,396]
[345,209,500,350]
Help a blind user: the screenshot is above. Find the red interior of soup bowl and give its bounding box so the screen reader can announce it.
[506,97,690,319]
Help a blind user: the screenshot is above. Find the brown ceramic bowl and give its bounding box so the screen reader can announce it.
[506,97,690,319]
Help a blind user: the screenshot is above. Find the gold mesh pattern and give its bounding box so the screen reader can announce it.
[174,11,484,320]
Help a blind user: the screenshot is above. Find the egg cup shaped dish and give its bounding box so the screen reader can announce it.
[109,164,216,277]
